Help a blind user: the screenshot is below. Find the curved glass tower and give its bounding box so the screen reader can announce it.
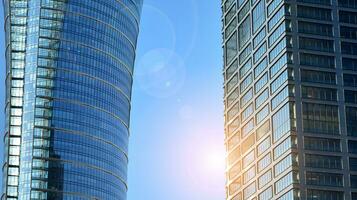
[2,0,142,199]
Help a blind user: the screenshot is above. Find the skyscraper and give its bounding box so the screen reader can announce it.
[223,0,357,199]
[2,0,142,199]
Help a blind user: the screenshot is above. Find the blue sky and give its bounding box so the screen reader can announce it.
[128,1,224,199]
[0,1,225,199]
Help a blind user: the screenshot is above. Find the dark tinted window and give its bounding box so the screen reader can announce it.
[297,6,332,21]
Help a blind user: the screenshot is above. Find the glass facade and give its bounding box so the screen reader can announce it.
[223,0,357,199]
[2,0,142,199]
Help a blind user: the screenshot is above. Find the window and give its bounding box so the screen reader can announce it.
[352,175,357,188]
[224,0,236,12]
[271,69,292,94]
[241,104,254,123]
[227,117,240,137]
[227,74,238,93]
[352,192,357,200]
[302,103,339,135]
[228,146,241,166]
[242,119,254,138]
[342,42,357,55]
[307,190,343,200]
[242,133,255,154]
[228,132,240,151]
[258,153,271,172]
[349,140,357,153]
[240,73,253,93]
[239,17,251,49]
[9,146,20,156]
[268,0,284,16]
[347,107,357,136]
[226,32,238,64]
[343,57,357,71]
[270,52,292,78]
[258,170,272,189]
[270,37,291,62]
[241,89,253,108]
[243,165,256,184]
[229,161,241,180]
[254,43,266,63]
[243,150,255,169]
[344,74,357,87]
[340,26,357,40]
[244,182,256,200]
[240,59,252,79]
[301,70,336,85]
[299,37,334,52]
[274,154,297,176]
[259,186,273,200]
[254,57,268,78]
[7,186,17,197]
[229,177,242,195]
[257,136,271,156]
[238,2,250,22]
[268,6,287,31]
[227,88,239,107]
[304,137,341,152]
[240,89,253,108]
[300,53,335,68]
[8,167,19,177]
[255,89,269,109]
[240,44,252,64]
[256,105,269,125]
[298,21,333,36]
[226,59,238,80]
[297,0,331,5]
[254,27,266,49]
[257,120,270,140]
[338,0,357,8]
[305,154,342,169]
[340,10,357,24]
[350,157,357,171]
[345,90,357,104]
[226,17,237,39]
[227,102,239,121]
[10,88,23,97]
[297,6,332,21]
[231,193,242,200]
[274,136,297,160]
[252,0,265,33]
[238,0,248,8]
[271,85,293,110]
[255,73,268,93]
[9,156,19,165]
[301,86,337,101]
[7,176,18,186]
[275,172,298,194]
[269,21,289,47]
[11,97,23,107]
[273,103,294,142]
[278,190,299,200]
[306,172,343,187]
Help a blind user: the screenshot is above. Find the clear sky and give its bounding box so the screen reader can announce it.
[0,1,225,199]
[128,0,224,199]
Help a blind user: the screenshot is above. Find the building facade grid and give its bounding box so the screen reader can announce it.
[223,0,357,199]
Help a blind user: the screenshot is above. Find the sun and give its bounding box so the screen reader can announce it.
[203,150,226,172]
